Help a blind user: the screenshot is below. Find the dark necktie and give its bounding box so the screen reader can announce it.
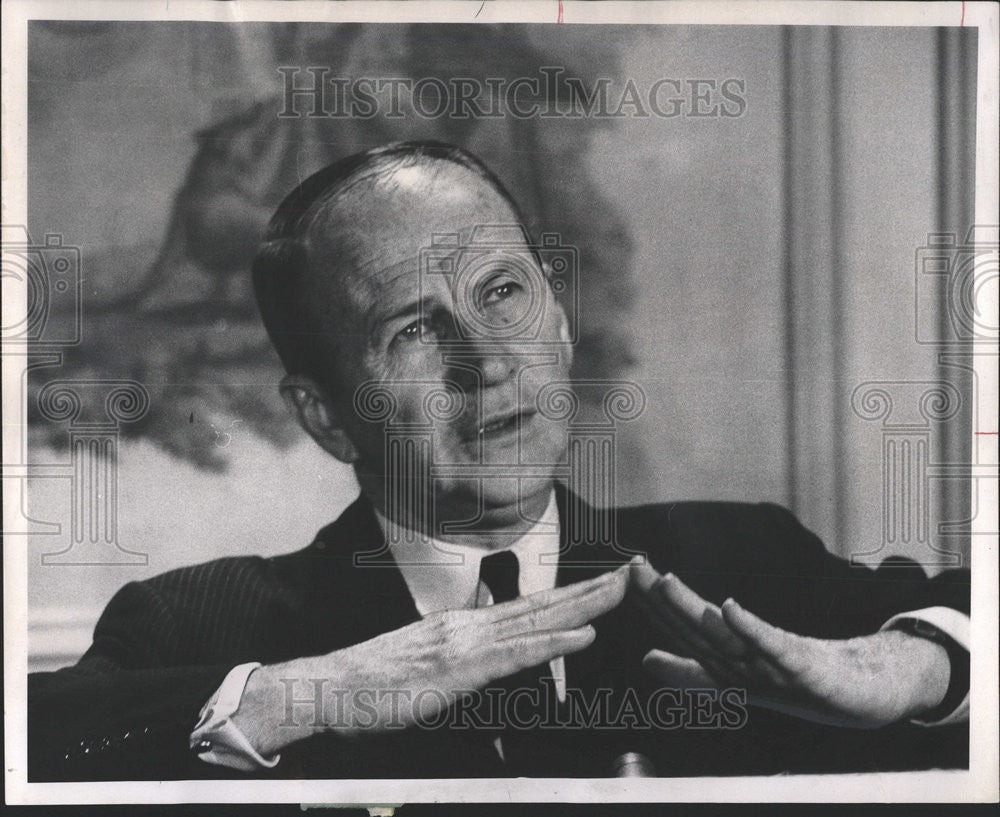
[479,550,520,604]
[477,550,557,773]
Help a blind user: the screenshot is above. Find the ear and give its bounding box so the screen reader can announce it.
[543,262,574,365]
[280,373,360,464]
[557,304,572,346]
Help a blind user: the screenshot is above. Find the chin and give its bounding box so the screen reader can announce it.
[480,475,556,519]
[436,475,554,523]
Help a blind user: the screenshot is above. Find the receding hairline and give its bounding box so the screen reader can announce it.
[301,158,521,262]
[263,142,526,246]
[252,142,531,389]
[293,159,526,352]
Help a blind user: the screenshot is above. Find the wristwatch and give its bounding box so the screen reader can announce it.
[189,662,281,772]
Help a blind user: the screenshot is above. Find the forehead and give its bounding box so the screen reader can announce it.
[303,162,524,309]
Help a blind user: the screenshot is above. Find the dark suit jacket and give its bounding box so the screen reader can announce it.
[28,485,969,781]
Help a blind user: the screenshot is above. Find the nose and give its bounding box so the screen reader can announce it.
[474,346,517,387]
[447,340,518,392]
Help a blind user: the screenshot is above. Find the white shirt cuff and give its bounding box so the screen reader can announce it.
[190,662,281,771]
[880,606,970,727]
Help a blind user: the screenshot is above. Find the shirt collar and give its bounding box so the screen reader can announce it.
[375,490,560,617]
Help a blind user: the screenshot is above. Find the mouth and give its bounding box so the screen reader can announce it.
[471,409,537,441]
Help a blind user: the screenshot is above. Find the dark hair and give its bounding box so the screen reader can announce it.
[251,141,525,392]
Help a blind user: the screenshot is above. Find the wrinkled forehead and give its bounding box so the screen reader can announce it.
[301,162,524,310]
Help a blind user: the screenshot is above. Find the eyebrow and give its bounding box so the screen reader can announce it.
[373,299,423,330]
[356,261,422,328]
[364,287,451,346]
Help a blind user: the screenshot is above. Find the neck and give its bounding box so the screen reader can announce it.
[359,476,555,551]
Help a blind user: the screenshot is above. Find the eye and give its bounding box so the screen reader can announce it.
[480,277,524,308]
[393,316,446,344]
[395,319,427,342]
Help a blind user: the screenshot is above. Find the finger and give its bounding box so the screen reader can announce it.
[636,598,748,687]
[658,574,748,657]
[632,564,746,657]
[633,583,722,659]
[480,564,626,623]
[630,562,718,652]
[635,571,748,664]
[641,649,721,689]
[494,625,597,674]
[493,572,627,638]
[702,606,751,657]
[632,573,753,686]
[489,566,628,635]
[628,556,661,594]
[721,598,793,658]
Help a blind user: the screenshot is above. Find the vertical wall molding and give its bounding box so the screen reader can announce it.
[934,27,976,562]
[781,27,976,564]
[781,27,846,551]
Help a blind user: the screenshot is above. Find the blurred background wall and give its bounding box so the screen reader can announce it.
[23,23,977,671]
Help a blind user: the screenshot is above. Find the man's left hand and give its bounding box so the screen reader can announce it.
[629,559,951,728]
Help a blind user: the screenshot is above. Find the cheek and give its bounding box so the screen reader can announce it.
[386,381,460,432]
[538,414,570,453]
[377,344,447,383]
[352,349,461,444]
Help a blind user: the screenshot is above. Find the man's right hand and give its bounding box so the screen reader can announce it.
[232,565,628,757]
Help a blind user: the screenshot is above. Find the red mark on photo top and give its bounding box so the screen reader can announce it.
[558,0,564,23]
[961,1,965,26]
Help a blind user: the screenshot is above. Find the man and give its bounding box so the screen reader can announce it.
[29,142,969,781]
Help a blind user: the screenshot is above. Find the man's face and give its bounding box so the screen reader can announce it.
[303,162,573,527]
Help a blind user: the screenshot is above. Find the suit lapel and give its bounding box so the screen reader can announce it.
[308,486,641,777]
[319,486,632,642]
[333,485,627,622]
[554,482,631,586]
[304,494,422,646]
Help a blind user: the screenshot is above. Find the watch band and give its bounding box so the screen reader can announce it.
[190,662,281,772]
[886,616,970,724]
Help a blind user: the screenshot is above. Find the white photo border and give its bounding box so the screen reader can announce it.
[3,0,997,805]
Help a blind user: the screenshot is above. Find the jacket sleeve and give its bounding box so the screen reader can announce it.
[743,502,970,639]
[28,579,235,781]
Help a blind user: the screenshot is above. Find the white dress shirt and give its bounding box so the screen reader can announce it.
[195,491,970,769]
[378,490,566,703]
